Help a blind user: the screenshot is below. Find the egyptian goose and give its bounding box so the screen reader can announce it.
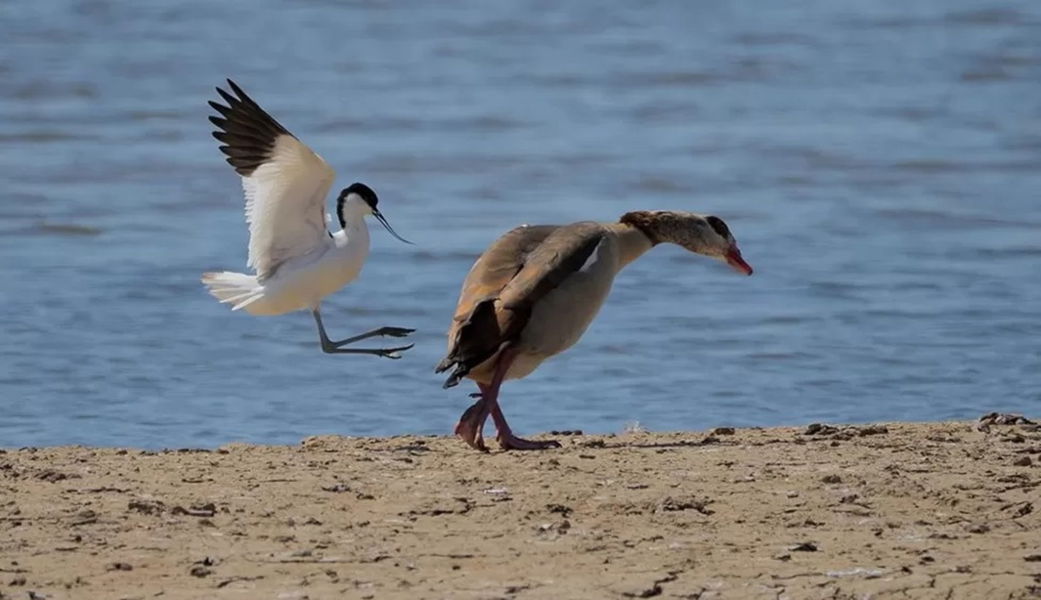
[436,210,753,451]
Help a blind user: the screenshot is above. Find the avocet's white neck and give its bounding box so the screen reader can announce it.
[331,197,370,251]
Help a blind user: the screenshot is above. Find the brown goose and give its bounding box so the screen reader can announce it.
[435,210,753,451]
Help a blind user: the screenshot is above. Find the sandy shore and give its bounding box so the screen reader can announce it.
[2,418,1039,599]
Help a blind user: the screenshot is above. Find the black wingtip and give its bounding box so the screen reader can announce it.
[208,79,291,177]
[434,357,452,374]
[437,362,465,389]
[215,87,236,106]
[226,79,245,101]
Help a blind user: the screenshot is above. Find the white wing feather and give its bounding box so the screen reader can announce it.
[242,135,336,280]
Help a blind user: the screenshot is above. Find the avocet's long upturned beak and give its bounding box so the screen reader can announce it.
[373,209,414,245]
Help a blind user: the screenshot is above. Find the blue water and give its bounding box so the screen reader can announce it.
[1,1,1039,448]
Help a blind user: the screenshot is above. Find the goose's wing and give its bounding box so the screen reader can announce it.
[436,222,605,387]
[209,79,336,281]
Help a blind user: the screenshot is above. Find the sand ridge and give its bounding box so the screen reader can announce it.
[1,419,1040,599]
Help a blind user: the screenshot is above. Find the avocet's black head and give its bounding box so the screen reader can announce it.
[336,182,413,244]
[337,182,378,218]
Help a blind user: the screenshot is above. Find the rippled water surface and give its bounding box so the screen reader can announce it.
[2,0,1039,447]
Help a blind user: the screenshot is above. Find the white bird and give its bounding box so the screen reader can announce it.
[201,79,415,358]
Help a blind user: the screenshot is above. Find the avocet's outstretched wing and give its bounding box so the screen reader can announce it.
[209,79,336,281]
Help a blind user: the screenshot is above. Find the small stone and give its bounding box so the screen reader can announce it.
[1013,456,1032,467]
[711,427,736,435]
[789,542,818,552]
[36,470,68,482]
[546,504,572,517]
[804,423,838,436]
[128,499,165,515]
[171,502,216,517]
[107,562,132,572]
[821,474,842,484]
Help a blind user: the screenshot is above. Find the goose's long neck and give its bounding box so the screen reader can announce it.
[606,222,655,269]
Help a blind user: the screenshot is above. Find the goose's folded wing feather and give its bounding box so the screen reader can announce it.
[210,79,336,280]
[496,222,605,314]
[447,225,559,325]
[436,222,605,386]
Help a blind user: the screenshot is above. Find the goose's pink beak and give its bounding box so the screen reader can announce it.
[726,246,753,275]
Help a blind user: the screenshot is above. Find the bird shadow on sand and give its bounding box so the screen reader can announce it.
[568,435,738,452]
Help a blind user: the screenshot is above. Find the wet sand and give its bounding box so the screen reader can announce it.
[2,418,1039,599]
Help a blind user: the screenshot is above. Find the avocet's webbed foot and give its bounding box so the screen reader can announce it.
[374,326,415,338]
[312,310,415,357]
[321,342,414,359]
[328,326,415,348]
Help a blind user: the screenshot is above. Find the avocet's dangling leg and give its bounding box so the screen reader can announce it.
[312,308,414,359]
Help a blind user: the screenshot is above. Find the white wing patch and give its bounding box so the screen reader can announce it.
[578,237,607,273]
[242,134,336,280]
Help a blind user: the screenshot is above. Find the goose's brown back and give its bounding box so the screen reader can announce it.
[436,222,606,387]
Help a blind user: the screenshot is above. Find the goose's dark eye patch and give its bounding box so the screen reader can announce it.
[706,216,730,238]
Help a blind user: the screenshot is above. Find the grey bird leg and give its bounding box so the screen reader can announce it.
[312,309,414,359]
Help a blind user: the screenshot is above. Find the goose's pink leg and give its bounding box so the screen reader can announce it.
[486,348,561,451]
[454,385,492,452]
[454,347,560,451]
[490,401,560,450]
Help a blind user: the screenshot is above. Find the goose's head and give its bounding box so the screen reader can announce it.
[336,182,413,244]
[620,210,753,275]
